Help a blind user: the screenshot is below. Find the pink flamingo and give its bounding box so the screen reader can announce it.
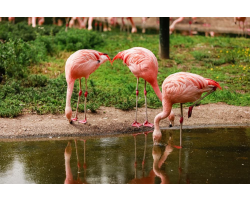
[31,17,44,27]
[69,17,86,29]
[170,17,197,35]
[108,17,137,33]
[65,50,111,124]
[8,17,15,23]
[112,47,174,128]
[153,72,222,148]
[234,17,247,35]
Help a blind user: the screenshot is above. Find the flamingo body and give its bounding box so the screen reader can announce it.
[113,47,162,100]
[162,72,221,104]
[65,49,111,123]
[112,47,163,127]
[153,72,221,142]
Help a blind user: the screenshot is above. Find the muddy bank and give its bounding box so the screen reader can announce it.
[0,103,250,140]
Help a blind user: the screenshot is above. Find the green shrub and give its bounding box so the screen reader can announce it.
[34,36,56,56]
[54,29,104,51]
[191,51,210,60]
[25,74,48,87]
[115,97,135,111]
[87,102,101,113]
[0,22,63,42]
[0,38,47,80]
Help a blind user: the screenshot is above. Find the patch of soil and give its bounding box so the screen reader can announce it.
[0,103,250,139]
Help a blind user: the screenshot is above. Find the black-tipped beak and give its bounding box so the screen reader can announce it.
[169,124,173,128]
[70,120,73,124]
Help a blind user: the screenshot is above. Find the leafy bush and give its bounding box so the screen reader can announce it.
[54,29,104,51]
[34,35,56,56]
[0,38,47,79]
[115,97,135,111]
[0,22,36,42]
[0,21,63,42]
[25,74,48,87]
[191,51,210,60]
[87,102,101,113]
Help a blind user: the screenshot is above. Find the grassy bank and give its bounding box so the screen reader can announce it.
[0,22,250,117]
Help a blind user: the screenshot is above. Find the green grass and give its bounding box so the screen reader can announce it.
[1,25,250,117]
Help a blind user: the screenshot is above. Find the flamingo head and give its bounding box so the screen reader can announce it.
[98,52,112,64]
[64,141,72,160]
[65,106,72,124]
[153,129,162,144]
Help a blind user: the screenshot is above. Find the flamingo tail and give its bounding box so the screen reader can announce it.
[206,78,222,90]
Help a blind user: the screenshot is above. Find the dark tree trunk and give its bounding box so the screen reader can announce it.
[159,17,170,59]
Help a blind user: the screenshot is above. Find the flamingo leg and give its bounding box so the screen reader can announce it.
[132,78,142,127]
[65,17,70,32]
[188,89,215,118]
[177,103,183,149]
[133,134,137,179]
[142,132,147,168]
[83,140,87,169]
[178,148,182,184]
[72,78,82,121]
[79,78,88,124]
[74,139,81,173]
[143,80,154,127]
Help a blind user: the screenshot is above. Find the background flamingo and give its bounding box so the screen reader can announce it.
[170,17,197,35]
[65,50,111,124]
[153,72,222,148]
[31,17,44,27]
[234,17,247,36]
[112,47,173,128]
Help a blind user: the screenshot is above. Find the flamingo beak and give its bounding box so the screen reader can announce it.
[103,53,112,65]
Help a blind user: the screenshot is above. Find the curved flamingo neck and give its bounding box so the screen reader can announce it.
[154,112,163,133]
[150,80,162,102]
[153,101,172,134]
[66,80,75,109]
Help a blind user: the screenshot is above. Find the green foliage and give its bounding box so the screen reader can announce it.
[191,50,210,60]
[115,97,135,111]
[0,21,63,42]
[0,38,48,79]
[87,102,101,113]
[54,29,104,51]
[25,74,48,87]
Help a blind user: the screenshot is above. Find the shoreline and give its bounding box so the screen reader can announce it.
[0,103,250,141]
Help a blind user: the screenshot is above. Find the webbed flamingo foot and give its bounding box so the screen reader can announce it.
[79,119,87,124]
[71,117,78,121]
[143,120,154,127]
[132,121,142,128]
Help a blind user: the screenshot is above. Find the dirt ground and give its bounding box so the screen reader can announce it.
[0,103,250,139]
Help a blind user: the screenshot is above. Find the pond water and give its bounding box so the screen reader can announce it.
[0,128,250,184]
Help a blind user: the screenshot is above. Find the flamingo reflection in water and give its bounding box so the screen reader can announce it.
[64,139,88,184]
[129,132,173,184]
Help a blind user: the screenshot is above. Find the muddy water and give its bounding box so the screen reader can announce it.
[0,128,250,184]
